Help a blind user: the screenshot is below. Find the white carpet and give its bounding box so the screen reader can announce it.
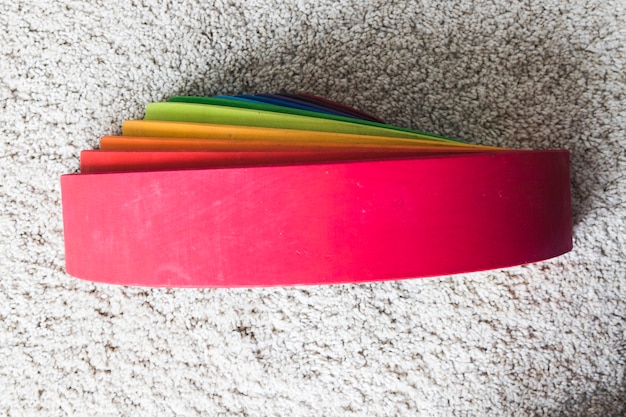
[1,0,625,415]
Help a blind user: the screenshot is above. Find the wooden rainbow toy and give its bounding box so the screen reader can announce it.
[61,94,572,287]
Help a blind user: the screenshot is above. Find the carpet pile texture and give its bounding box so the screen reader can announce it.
[1,1,625,415]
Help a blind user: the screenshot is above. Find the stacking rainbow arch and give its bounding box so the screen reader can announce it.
[61,93,572,287]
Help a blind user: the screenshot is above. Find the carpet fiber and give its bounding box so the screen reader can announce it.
[1,1,625,415]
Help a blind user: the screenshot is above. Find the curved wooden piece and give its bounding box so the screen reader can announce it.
[61,150,572,287]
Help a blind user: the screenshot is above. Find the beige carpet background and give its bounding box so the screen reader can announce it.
[1,0,625,415]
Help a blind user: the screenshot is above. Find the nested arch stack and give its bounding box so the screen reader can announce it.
[61,94,572,287]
